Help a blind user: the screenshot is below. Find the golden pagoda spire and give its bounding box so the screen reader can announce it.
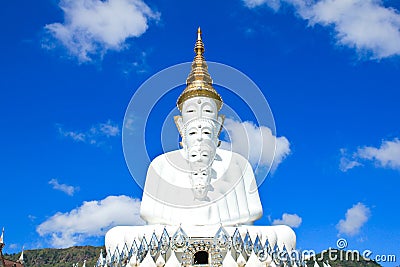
[194,27,204,55]
[177,27,223,111]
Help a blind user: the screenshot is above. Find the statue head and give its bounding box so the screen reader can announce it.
[180,117,220,166]
[175,97,224,141]
[182,118,217,200]
[172,28,226,200]
[181,96,219,123]
[174,27,224,145]
[190,167,212,201]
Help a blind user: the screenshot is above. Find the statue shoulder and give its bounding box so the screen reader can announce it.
[149,149,185,167]
[148,149,189,178]
[215,148,252,166]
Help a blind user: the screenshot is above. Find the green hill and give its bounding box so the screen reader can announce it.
[4,246,103,267]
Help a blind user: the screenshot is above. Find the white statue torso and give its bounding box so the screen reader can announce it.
[140,148,263,226]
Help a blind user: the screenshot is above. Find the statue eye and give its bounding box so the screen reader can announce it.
[202,172,207,176]
[204,109,212,113]
[189,131,196,135]
[203,131,211,135]
[186,109,195,113]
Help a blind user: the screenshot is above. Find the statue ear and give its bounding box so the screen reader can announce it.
[217,114,225,137]
[174,115,184,138]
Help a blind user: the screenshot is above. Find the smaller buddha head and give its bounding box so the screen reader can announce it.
[182,118,219,168]
[175,97,224,144]
[190,167,212,201]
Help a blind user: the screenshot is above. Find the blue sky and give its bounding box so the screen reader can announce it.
[1,0,400,265]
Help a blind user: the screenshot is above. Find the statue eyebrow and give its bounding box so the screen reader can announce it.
[185,104,196,110]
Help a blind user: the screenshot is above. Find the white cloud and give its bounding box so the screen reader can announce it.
[244,0,282,10]
[37,195,145,248]
[357,138,400,170]
[337,202,370,236]
[57,120,120,146]
[339,157,361,172]
[49,178,78,196]
[243,0,400,59]
[59,129,86,142]
[272,213,302,228]
[221,118,291,172]
[9,243,18,249]
[340,138,400,171]
[28,215,37,221]
[339,148,362,172]
[99,121,120,137]
[310,0,400,59]
[44,0,159,62]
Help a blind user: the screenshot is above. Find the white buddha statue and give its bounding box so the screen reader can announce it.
[140,29,262,226]
[105,29,296,267]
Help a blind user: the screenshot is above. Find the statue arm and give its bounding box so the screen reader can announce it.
[242,159,263,222]
[140,159,163,224]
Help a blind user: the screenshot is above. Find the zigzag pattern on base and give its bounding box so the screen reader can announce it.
[101,224,299,267]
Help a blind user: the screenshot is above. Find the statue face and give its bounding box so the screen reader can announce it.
[184,122,217,167]
[187,145,214,166]
[190,168,211,200]
[174,96,224,142]
[181,97,218,124]
[192,185,208,200]
[184,120,217,148]
[191,169,210,184]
